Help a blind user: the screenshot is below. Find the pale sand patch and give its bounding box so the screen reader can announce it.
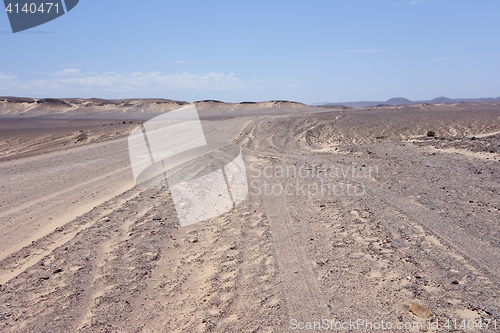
[455,309,480,319]
[423,146,499,161]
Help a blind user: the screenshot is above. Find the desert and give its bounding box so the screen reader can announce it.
[0,98,499,332]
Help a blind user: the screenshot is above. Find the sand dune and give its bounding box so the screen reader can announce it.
[0,97,337,120]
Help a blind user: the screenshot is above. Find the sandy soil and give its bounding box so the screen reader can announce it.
[1,102,500,332]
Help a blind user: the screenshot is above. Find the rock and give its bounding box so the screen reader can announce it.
[409,302,432,318]
[316,259,328,266]
[390,239,401,247]
[153,216,162,221]
[451,280,459,285]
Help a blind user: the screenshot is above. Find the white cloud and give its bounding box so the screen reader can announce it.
[394,1,423,7]
[172,60,187,64]
[428,56,465,62]
[64,63,84,67]
[322,49,385,56]
[0,72,22,92]
[346,49,384,54]
[51,68,82,77]
[0,70,257,97]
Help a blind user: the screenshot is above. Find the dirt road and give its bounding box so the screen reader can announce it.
[1,104,500,332]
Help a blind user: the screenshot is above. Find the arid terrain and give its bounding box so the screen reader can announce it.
[1,99,500,332]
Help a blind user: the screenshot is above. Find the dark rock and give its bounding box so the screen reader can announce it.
[36,98,71,107]
[194,100,224,103]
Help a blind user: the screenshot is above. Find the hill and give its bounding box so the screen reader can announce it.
[0,98,339,119]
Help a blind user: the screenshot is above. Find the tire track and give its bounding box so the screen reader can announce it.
[257,167,332,324]
[0,186,145,285]
[368,185,500,282]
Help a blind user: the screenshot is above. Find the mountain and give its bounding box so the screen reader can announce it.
[431,97,452,103]
[2,95,499,119]
[317,96,500,108]
[319,97,414,108]
[386,97,413,105]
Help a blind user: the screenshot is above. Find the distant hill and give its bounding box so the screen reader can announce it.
[0,97,343,119]
[2,95,499,119]
[386,97,413,105]
[431,97,452,103]
[317,96,500,108]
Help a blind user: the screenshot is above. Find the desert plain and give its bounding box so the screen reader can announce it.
[0,98,500,332]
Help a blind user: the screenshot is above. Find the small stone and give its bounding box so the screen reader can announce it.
[316,259,328,267]
[409,302,431,319]
[390,239,401,247]
[153,216,162,221]
[451,280,459,285]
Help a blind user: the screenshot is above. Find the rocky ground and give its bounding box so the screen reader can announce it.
[1,102,499,332]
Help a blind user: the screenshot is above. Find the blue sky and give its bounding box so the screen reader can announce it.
[1,0,499,104]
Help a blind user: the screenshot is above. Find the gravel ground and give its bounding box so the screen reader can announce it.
[1,102,499,332]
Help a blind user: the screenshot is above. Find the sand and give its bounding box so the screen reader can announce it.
[0,101,499,332]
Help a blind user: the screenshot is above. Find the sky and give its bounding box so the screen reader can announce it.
[1,0,499,104]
